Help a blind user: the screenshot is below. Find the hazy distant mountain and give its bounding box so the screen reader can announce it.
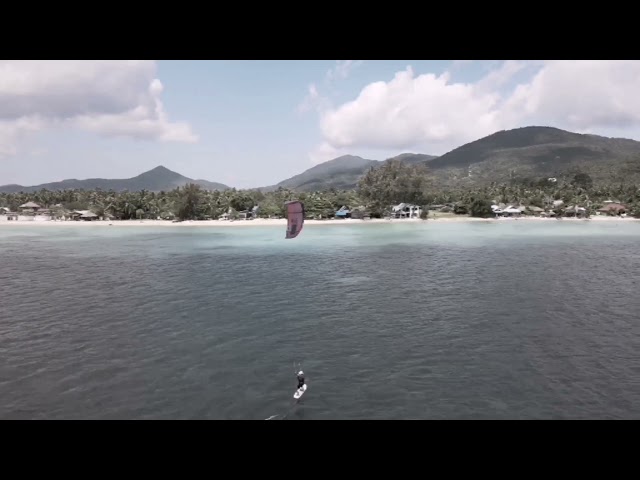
[425,126,640,186]
[0,166,230,193]
[263,153,438,192]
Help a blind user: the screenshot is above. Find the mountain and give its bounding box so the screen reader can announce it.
[0,166,230,193]
[264,153,438,192]
[4,126,640,194]
[269,126,640,191]
[263,155,380,192]
[424,126,640,187]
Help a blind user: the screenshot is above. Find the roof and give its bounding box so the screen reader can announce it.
[392,203,419,211]
[20,202,41,208]
[598,203,627,211]
[72,210,98,217]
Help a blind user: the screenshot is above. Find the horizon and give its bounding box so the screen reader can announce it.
[3,60,640,189]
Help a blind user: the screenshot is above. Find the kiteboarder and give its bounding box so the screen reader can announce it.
[296,370,305,390]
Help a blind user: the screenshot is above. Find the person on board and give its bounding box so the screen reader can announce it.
[296,371,305,390]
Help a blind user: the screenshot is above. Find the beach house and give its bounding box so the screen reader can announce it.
[0,207,19,221]
[526,206,545,216]
[335,206,351,219]
[492,204,522,217]
[71,210,99,221]
[390,203,422,219]
[237,205,259,220]
[563,206,588,218]
[597,202,627,216]
[19,202,42,213]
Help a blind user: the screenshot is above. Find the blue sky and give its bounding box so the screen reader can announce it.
[2,60,640,189]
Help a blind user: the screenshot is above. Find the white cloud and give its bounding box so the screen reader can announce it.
[319,65,502,152]
[297,83,322,114]
[296,60,364,115]
[326,60,363,82]
[0,60,197,155]
[504,60,640,130]
[308,142,344,165]
[315,60,640,156]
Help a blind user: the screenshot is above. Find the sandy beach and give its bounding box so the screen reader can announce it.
[0,215,637,228]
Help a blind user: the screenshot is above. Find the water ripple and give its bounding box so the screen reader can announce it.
[0,222,639,419]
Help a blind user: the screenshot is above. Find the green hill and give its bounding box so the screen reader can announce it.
[4,126,640,194]
[267,126,640,191]
[425,126,640,186]
[266,153,438,192]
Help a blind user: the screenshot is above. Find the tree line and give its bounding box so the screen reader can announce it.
[1,159,639,219]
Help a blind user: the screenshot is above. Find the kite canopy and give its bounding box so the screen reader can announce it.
[284,200,305,239]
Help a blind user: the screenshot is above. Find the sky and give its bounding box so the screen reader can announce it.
[2,60,640,189]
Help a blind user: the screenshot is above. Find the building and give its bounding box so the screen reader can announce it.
[597,203,627,216]
[492,205,521,217]
[19,202,42,213]
[237,205,260,220]
[526,206,545,216]
[0,207,19,221]
[71,210,99,221]
[390,203,422,218]
[349,206,369,220]
[335,206,351,219]
[564,206,588,218]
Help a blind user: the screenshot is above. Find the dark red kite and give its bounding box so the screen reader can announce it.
[284,201,305,239]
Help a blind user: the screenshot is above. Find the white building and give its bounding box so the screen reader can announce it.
[390,203,422,218]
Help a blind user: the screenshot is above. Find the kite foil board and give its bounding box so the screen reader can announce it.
[294,384,307,399]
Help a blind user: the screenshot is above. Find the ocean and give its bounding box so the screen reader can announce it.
[1,220,639,419]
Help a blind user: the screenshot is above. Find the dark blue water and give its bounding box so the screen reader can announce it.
[0,221,639,419]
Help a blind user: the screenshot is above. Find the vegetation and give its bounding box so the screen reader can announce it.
[425,126,640,189]
[253,127,640,193]
[0,184,361,221]
[268,153,438,192]
[5,126,640,197]
[2,160,640,221]
[357,160,432,216]
[3,126,640,220]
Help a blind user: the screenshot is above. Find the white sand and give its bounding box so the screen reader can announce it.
[0,215,636,227]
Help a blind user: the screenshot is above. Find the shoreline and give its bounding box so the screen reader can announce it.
[0,216,637,227]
